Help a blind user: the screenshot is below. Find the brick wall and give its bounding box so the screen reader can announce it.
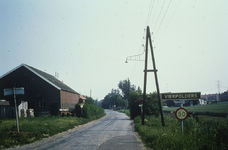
[60,90,79,109]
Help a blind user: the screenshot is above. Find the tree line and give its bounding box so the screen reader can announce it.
[101,79,142,110]
[101,78,162,119]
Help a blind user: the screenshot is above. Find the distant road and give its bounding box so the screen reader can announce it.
[8,110,145,150]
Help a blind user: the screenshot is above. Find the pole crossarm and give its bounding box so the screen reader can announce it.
[144,69,158,72]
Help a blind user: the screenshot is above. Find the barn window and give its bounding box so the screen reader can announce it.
[39,101,46,107]
[14,83,23,88]
[27,82,33,89]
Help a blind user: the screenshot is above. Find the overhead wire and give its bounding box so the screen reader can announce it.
[128,0,154,85]
[145,0,155,26]
[155,0,182,43]
[152,0,166,32]
[149,0,159,27]
[153,0,172,39]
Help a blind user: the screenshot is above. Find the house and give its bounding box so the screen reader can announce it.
[220,90,228,102]
[201,93,219,103]
[163,99,204,107]
[0,64,84,117]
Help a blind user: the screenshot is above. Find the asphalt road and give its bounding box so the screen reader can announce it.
[8,110,145,150]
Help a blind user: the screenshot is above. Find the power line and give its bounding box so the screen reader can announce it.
[149,0,159,26]
[145,0,154,25]
[153,0,172,39]
[156,0,182,43]
[152,0,166,32]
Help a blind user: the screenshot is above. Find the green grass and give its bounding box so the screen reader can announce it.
[116,109,130,117]
[134,115,228,150]
[163,103,228,116]
[118,107,228,149]
[0,113,105,149]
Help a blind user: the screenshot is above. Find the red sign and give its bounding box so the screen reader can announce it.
[175,107,188,121]
[139,99,143,104]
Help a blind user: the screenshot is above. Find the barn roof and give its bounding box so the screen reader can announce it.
[0,64,79,94]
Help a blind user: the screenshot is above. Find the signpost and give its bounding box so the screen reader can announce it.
[161,92,200,134]
[175,107,188,134]
[161,92,201,100]
[175,107,188,121]
[3,87,24,133]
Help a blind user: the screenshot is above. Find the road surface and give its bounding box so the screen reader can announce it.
[8,110,145,150]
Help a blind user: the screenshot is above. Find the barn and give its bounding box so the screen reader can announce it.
[0,64,84,117]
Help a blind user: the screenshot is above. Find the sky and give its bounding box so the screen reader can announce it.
[0,0,228,100]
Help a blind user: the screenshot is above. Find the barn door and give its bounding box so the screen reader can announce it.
[50,103,59,116]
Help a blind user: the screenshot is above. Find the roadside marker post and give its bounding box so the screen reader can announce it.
[175,106,188,134]
[3,87,24,133]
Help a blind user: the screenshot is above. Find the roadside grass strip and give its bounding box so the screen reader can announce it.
[0,114,105,149]
[134,115,228,150]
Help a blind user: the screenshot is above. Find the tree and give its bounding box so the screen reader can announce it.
[85,96,95,105]
[144,92,160,117]
[129,91,141,119]
[102,89,125,109]
[129,91,161,119]
[118,79,136,102]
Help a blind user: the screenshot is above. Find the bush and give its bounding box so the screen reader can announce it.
[129,91,161,119]
[75,103,105,118]
[129,91,141,119]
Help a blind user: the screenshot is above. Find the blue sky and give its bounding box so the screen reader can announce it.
[1,0,228,100]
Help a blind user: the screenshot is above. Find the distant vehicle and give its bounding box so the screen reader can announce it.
[163,106,168,108]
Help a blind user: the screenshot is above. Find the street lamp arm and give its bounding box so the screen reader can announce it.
[125,50,145,63]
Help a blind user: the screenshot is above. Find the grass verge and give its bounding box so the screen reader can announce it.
[0,113,105,149]
[134,115,228,150]
[116,109,130,117]
[163,103,228,117]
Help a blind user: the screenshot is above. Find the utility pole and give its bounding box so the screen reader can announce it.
[142,26,165,127]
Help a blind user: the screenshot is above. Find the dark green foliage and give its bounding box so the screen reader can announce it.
[129,91,161,119]
[129,91,141,119]
[118,79,140,101]
[75,103,105,118]
[118,79,131,100]
[83,103,105,118]
[84,96,95,105]
[116,109,130,117]
[75,104,82,117]
[102,89,129,109]
[102,92,119,109]
[134,115,228,150]
[144,92,160,117]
